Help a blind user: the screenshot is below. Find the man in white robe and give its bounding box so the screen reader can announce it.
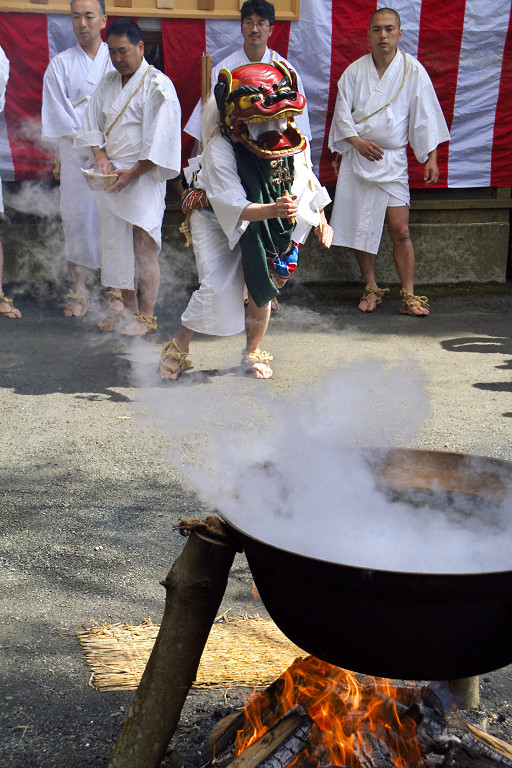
[0,45,21,320]
[184,0,311,149]
[159,63,332,381]
[75,18,181,336]
[328,8,450,316]
[42,0,120,318]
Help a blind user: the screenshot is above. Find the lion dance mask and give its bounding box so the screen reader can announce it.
[214,61,307,159]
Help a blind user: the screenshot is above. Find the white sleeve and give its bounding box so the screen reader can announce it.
[196,134,251,248]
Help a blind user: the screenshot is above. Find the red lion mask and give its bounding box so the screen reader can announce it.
[214,61,307,159]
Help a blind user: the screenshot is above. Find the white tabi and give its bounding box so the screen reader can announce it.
[42,43,112,269]
[0,46,9,216]
[185,46,311,144]
[181,133,329,336]
[75,59,181,289]
[328,49,449,254]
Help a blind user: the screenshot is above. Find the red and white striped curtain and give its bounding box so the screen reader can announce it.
[1,0,512,187]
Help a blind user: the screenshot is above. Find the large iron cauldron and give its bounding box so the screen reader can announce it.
[225,449,512,681]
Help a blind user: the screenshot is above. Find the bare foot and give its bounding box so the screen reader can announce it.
[358,291,378,312]
[400,290,430,316]
[64,291,89,317]
[159,358,181,380]
[121,314,157,337]
[358,284,389,312]
[0,296,21,319]
[160,339,192,380]
[97,293,126,331]
[242,350,273,379]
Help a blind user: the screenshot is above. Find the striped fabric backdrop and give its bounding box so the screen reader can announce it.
[1,0,511,187]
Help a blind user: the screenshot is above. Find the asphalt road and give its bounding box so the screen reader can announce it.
[1,283,512,766]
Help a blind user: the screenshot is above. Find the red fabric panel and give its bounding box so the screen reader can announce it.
[491,5,512,185]
[162,17,205,168]
[318,0,377,186]
[269,20,291,59]
[0,13,52,179]
[410,0,465,188]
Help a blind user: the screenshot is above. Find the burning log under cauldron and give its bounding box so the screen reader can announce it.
[202,657,512,767]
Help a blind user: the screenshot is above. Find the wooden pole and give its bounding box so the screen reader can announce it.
[201,51,211,106]
[108,517,238,768]
[448,676,480,710]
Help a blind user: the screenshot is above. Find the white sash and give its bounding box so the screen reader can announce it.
[104,59,150,137]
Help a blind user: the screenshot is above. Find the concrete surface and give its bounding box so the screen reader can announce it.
[1,282,512,767]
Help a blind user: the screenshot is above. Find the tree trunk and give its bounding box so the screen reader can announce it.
[108,517,238,768]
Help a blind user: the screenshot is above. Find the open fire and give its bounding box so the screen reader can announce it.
[204,656,512,768]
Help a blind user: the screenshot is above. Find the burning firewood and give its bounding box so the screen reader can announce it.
[203,657,512,768]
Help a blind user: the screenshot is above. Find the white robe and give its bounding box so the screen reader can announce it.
[0,46,9,215]
[184,46,311,145]
[75,59,181,289]
[328,49,450,254]
[42,43,112,269]
[181,133,329,336]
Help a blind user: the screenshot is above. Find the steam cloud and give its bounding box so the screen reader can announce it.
[132,344,512,576]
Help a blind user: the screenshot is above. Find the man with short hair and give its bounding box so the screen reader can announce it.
[184,0,311,148]
[328,7,450,316]
[76,18,181,335]
[42,0,122,319]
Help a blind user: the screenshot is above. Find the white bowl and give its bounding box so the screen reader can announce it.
[82,169,118,191]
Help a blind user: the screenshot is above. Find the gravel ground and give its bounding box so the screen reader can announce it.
[1,283,511,767]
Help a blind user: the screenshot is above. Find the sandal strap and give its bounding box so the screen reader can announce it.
[160,338,192,370]
[243,349,273,365]
[360,284,390,305]
[106,290,123,302]
[65,290,90,315]
[400,289,429,310]
[0,293,14,307]
[134,312,157,331]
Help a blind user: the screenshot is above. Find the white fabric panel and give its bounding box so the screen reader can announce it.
[448,0,512,187]
[287,0,332,172]
[205,19,241,67]
[392,0,422,59]
[47,14,76,59]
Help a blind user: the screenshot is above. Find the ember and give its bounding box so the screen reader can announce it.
[204,656,512,768]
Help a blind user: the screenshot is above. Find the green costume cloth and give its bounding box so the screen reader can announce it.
[233,143,295,308]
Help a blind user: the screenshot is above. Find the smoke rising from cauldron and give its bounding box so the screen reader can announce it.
[131,344,512,576]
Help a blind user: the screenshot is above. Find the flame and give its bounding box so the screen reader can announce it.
[233,656,423,766]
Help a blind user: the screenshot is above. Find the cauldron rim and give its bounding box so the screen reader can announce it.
[222,447,512,578]
[223,515,512,578]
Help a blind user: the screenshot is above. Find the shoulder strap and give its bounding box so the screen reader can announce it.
[354,51,408,125]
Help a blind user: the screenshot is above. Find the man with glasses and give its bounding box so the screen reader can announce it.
[184,0,311,149]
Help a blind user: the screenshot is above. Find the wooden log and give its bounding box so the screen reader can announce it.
[108,517,238,768]
[442,715,512,766]
[448,676,480,709]
[225,707,312,768]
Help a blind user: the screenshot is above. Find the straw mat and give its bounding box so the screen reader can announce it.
[77,616,304,692]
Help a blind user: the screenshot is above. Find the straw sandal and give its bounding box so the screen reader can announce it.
[242,349,273,379]
[98,291,124,332]
[121,313,157,336]
[400,289,429,316]
[0,293,21,319]
[64,289,90,317]
[358,284,389,312]
[160,338,192,380]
